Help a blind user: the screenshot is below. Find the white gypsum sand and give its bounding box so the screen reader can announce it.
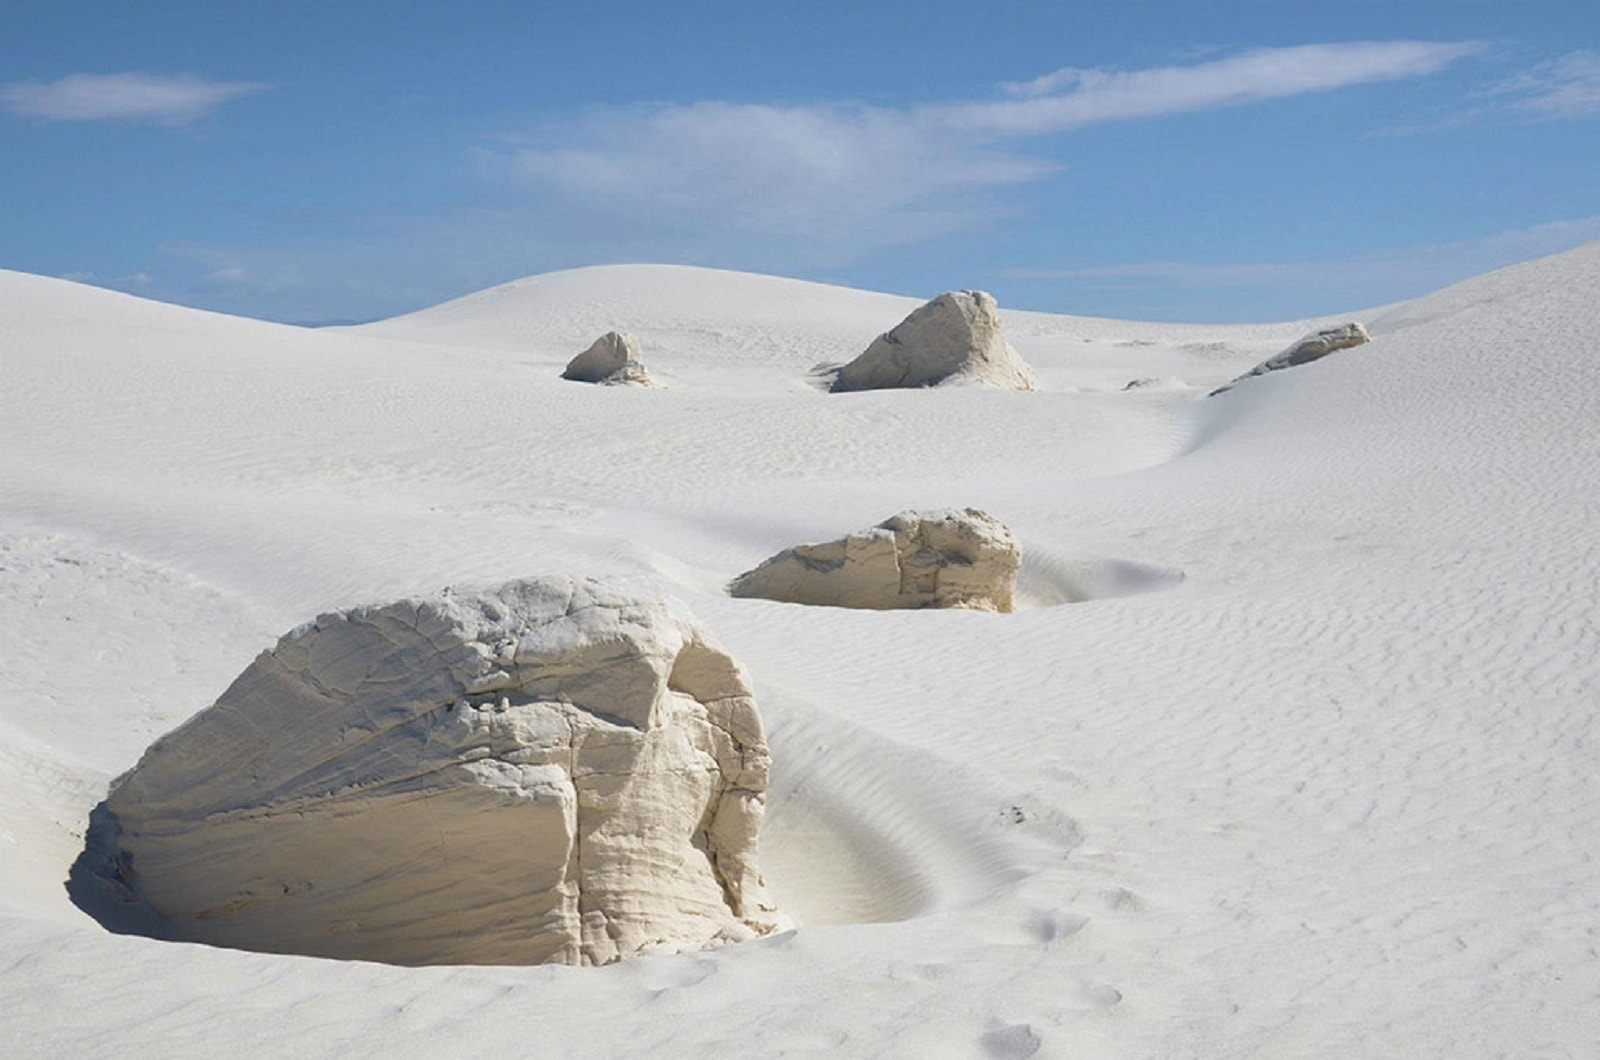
[1,247,1598,1056]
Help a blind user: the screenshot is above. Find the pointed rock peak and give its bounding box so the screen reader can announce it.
[830,290,1035,393]
[563,330,653,386]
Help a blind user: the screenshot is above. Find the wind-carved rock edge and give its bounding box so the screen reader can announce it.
[69,576,786,967]
[1210,322,1370,395]
[729,508,1021,612]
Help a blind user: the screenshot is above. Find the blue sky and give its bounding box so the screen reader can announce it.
[3,1,1598,323]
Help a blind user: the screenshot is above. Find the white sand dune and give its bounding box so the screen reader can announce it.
[2,244,1598,1056]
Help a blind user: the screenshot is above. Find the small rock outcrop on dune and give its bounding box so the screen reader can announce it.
[1210,322,1370,395]
[830,291,1035,392]
[82,577,783,967]
[562,330,652,385]
[730,508,1020,612]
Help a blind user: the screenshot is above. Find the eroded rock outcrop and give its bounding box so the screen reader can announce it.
[729,508,1020,612]
[1210,322,1370,395]
[830,291,1035,392]
[87,577,782,967]
[562,330,652,385]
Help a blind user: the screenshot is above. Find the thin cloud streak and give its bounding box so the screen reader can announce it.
[960,41,1484,135]
[1385,49,1600,134]
[0,72,269,124]
[1003,216,1600,315]
[1482,50,1600,120]
[135,41,1493,323]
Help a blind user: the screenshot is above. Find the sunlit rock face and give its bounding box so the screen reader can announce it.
[830,291,1035,392]
[562,330,653,385]
[730,508,1021,612]
[96,577,782,967]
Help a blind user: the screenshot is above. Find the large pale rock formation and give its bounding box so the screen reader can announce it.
[89,577,782,967]
[730,508,1020,612]
[830,291,1035,392]
[1211,322,1370,395]
[562,330,652,385]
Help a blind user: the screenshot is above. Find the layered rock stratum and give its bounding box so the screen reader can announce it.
[830,291,1035,392]
[729,508,1020,612]
[562,330,652,385]
[88,577,783,967]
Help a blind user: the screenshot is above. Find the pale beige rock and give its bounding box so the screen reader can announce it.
[729,508,1020,612]
[830,291,1035,392]
[562,330,652,385]
[93,577,783,967]
[1211,322,1371,395]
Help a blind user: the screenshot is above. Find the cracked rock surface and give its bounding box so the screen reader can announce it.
[729,508,1020,612]
[90,577,783,966]
[830,291,1035,392]
[562,330,653,385]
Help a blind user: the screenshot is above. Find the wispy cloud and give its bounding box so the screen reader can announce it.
[502,101,1050,256]
[1385,49,1600,134]
[494,42,1480,261]
[967,41,1484,135]
[146,42,1488,323]
[1481,50,1600,120]
[1003,215,1600,317]
[60,269,154,289]
[1,72,268,125]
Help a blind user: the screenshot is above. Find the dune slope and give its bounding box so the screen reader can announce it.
[2,245,1597,1057]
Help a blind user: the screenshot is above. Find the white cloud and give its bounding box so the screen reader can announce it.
[1482,51,1600,120]
[1,72,268,125]
[1003,216,1600,313]
[141,42,1489,322]
[506,100,1050,254]
[495,42,1479,261]
[968,42,1484,135]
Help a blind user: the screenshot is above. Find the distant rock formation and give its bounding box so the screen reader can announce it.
[85,577,784,967]
[830,291,1035,392]
[1210,322,1370,395]
[562,331,652,385]
[730,508,1020,612]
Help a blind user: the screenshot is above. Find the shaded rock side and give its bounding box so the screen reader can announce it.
[562,330,652,385]
[729,508,1020,612]
[1211,322,1370,395]
[93,577,783,967]
[830,291,1035,392]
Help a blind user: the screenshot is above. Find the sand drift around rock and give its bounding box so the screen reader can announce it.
[1210,321,1370,395]
[72,577,785,967]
